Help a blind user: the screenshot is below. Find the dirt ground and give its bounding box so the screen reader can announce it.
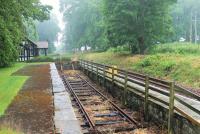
[77,71,167,134]
[0,64,54,134]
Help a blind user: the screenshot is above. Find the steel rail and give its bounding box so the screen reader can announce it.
[76,74,140,128]
[61,75,97,132]
[62,72,140,133]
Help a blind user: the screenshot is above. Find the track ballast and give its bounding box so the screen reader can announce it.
[62,71,139,134]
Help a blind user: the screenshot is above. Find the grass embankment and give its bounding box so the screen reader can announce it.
[27,53,72,63]
[0,63,28,134]
[0,63,29,116]
[79,43,200,89]
[0,127,22,134]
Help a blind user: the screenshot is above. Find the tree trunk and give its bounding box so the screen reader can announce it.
[194,11,197,44]
[130,44,138,54]
[85,44,87,51]
[138,36,145,54]
[190,11,193,43]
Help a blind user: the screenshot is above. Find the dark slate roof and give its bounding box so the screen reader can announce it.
[36,41,49,49]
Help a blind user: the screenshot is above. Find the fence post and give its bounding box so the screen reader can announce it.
[91,61,93,74]
[84,60,86,73]
[80,59,82,71]
[123,71,128,105]
[82,60,84,72]
[103,64,106,87]
[87,61,89,75]
[112,66,114,89]
[85,61,87,74]
[144,75,149,121]
[60,55,63,72]
[96,65,99,82]
[168,81,175,134]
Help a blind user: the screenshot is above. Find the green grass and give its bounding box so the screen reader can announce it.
[133,54,200,88]
[0,63,29,116]
[149,42,200,55]
[0,62,49,133]
[27,53,72,63]
[78,43,200,89]
[0,127,22,134]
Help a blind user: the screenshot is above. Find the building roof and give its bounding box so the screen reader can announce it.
[36,41,48,49]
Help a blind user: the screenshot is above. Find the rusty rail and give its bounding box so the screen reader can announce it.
[61,72,139,133]
[62,75,96,131]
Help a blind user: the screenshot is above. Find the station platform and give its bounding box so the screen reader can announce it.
[50,63,82,134]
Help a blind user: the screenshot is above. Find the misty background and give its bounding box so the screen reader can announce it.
[28,0,200,54]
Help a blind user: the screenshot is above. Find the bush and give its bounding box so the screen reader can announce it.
[133,54,176,77]
[107,45,130,53]
[27,55,71,63]
[137,55,160,67]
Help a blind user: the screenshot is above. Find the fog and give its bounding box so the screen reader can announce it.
[40,0,65,48]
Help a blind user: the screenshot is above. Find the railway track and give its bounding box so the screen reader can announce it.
[61,71,140,134]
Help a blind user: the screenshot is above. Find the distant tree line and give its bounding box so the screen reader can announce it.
[60,0,177,53]
[35,15,61,53]
[0,0,52,67]
[26,14,60,54]
[172,0,200,43]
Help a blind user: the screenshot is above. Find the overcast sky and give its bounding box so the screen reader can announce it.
[40,0,65,47]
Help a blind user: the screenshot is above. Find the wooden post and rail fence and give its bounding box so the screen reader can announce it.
[79,59,200,134]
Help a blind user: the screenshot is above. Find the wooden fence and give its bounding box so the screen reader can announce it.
[79,59,200,134]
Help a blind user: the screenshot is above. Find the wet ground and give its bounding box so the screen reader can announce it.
[0,64,53,133]
[63,70,167,134]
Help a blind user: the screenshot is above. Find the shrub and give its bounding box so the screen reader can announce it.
[107,45,130,53]
[27,55,71,63]
[136,55,160,67]
[133,54,176,77]
[149,42,200,55]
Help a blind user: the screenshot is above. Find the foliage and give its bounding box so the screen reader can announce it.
[61,0,176,54]
[103,0,176,54]
[133,55,177,76]
[27,55,71,63]
[107,46,130,53]
[171,0,200,42]
[0,0,52,67]
[27,56,55,62]
[60,0,106,51]
[25,19,39,42]
[0,128,22,134]
[149,42,200,55]
[78,43,200,88]
[0,63,28,116]
[35,15,61,53]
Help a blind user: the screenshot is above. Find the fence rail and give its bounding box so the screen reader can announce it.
[79,59,200,134]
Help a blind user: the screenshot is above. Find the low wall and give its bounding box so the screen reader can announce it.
[84,69,200,134]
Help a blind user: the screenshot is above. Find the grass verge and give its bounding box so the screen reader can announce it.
[0,127,22,134]
[0,63,28,116]
[27,53,72,63]
[78,43,200,89]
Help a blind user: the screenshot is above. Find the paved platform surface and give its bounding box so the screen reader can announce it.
[50,63,82,134]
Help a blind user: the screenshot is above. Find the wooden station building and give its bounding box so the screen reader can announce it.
[19,38,48,61]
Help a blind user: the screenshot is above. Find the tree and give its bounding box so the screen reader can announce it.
[61,0,107,51]
[0,0,51,67]
[171,0,200,43]
[103,0,176,54]
[36,15,61,53]
[60,0,176,54]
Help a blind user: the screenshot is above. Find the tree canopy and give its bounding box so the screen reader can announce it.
[36,15,61,53]
[0,0,52,67]
[171,0,200,43]
[60,0,107,51]
[61,0,176,53]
